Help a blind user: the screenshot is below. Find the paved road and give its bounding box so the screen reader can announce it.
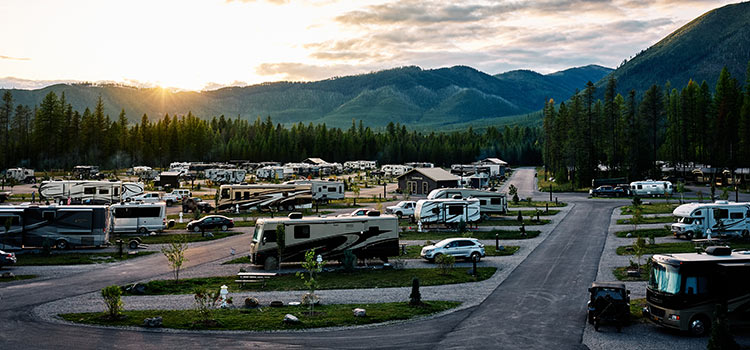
[0,167,618,349]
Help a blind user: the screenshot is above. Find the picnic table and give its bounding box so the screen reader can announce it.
[235,272,278,289]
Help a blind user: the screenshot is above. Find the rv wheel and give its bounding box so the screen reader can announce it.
[56,240,69,250]
[264,256,279,271]
[686,232,693,240]
[138,227,148,235]
[689,316,710,337]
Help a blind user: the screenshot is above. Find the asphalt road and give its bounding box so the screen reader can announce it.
[0,167,619,349]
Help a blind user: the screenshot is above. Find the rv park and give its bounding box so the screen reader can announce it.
[1,161,750,349]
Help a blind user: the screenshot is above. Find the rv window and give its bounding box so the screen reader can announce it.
[84,187,96,195]
[491,198,501,205]
[432,207,440,214]
[99,188,109,195]
[114,187,119,196]
[42,211,55,221]
[0,215,20,226]
[264,230,276,242]
[714,209,729,220]
[328,187,337,192]
[221,189,230,199]
[294,225,310,239]
[243,192,250,200]
[637,185,642,189]
[339,186,343,194]
[448,205,463,216]
[235,192,241,200]
[136,207,161,217]
[695,210,702,216]
[730,212,743,219]
[480,200,487,205]
[114,208,133,218]
[318,188,322,192]
[684,276,709,295]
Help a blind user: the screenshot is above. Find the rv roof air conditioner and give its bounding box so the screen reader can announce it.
[288,212,303,219]
[367,210,381,217]
[705,246,732,256]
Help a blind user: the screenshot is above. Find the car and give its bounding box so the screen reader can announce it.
[186,215,234,233]
[420,238,485,262]
[130,192,161,203]
[587,282,630,332]
[348,208,370,216]
[589,185,629,197]
[164,189,192,206]
[182,197,214,213]
[0,249,17,267]
[386,201,416,218]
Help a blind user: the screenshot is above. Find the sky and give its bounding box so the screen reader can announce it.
[0,0,739,91]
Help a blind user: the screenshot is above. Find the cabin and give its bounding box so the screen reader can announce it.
[397,168,459,195]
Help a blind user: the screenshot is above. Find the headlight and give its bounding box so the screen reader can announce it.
[669,314,680,321]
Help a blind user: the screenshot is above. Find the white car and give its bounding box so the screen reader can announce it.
[420,238,486,262]
[130,192,161,203]
[386,201,416,218]
[163,189,192,206]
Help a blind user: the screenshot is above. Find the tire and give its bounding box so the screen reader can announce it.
[594,319,600,331]
[221,224,228,232]
[689,316,710,337]
[396,212,403,219]
[138,227,148,235]
[56,240,69,250]
[686,231,693,240]
[193,225,201,233]
[129,240,139,249]
[433,253,443,262]
[470,252,481,262]
[286,204,294,212]
[166,200,173,207]
[264,256,279,271]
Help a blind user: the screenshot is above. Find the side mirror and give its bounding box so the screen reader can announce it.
[627,290,630,295]
[262,236,267,244]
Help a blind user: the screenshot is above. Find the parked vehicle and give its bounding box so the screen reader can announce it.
[381,164,413,177]
[589,185,630,197]
[415,198,481,226]
[342,208,370,217]
[671,201,750,239]
[284,180,345,202]
[186,215,234,233]
[0,205,109,249]
[386,201,416,218]
[110,202,172,235]
[420,238,485,262]
[630,180,673,197]
[217,184,313,211]
[130,192,162,203]
[162,189,192,206]
[251,211,399,270]
[587,282,630,332]
[0,249,17,267]
[39,180,144,205]
[427,188,508,215]
[4,168,35,183]
[643,247,750,336]
[182,197,214,213]
[204,168,247,184]
[72,165,103,180]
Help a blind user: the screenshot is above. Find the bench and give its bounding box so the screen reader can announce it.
[235,272,278,289]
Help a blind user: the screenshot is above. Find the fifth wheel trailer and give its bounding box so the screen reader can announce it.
[415,197,481,226]
[427,188,508,215]
[39,180,144,204]
[217,184,313,211]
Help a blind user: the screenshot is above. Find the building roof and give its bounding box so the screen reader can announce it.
[478,158,508,165]
[398,167,459,182]
[302,158,329,165]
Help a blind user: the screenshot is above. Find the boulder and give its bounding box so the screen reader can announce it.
[2,272,15,278]
[142,316,163,328]
[244,297,259,308]
[353,308,366,317]
[283,314,300,324]
[270,300,284,307]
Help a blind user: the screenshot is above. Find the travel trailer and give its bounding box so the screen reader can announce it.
[4,168,35,183]
[217,184,313,211]
[415,197,481,226]
[204,168,247,184]
[39,180,144,205]
[427,188,508,215]
[255,166,286,179]
[250,212,399,270]
[671,201,750,239]
[630,180,673,197]
[72,165,102,180]
[283,180,345,202]
[0,205,109,249]
[110,202,171,234]
[381,164,413,177]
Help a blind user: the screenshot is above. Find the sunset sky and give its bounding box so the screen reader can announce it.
[0,0,738,91]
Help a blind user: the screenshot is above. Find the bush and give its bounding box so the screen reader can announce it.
[409,277,422,306]
[342,249,357,272]
[516,211,523,222]
[457,219,467,233]
[193,287,221,323]
[436,254,455,275]
[101,285,123,319]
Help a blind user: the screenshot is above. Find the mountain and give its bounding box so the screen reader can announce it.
[1,65,611,129]
[599,1,750,94]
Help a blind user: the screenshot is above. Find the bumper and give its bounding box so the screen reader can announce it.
[643,305,682,331]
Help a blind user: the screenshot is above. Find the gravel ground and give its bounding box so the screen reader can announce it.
[583,206,750,349]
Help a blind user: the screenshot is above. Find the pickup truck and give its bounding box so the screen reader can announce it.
[163,189,192,206]
[386,201,416,218]
[589,185,629,197]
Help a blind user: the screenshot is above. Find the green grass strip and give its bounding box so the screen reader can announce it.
[0,274,36,282]
[614,228,671,238]
[400,230,540,241]
[15,251,156,266]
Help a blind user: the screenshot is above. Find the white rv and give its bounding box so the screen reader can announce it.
[204,168,247,184]
[427,188,507,215]
[218,184,313,211]
[381,164,413,177]
[415,197,481,226]
[630,180,673,197]
[5,168,35,183]
[39,180,144,205]
[255,166,285,179]
[671,201,750,239]
[284,180,345,202]
[131,166,158,181]
[110,202,171,234]
[250,212,399,270]
[169,162,190,176]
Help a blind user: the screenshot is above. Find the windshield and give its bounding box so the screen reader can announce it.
[677,217,694,224]
[253,224,262,242]
[649,262,681,294]
[594,288,624,300]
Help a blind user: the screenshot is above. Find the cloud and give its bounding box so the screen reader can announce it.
[225,0,289,4]
[336,1,523,25]
[0,77,76,89]
[0,55,30,61]
[255,62,386,81]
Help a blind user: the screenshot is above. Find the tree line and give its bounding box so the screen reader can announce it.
[542,62,750,188]
[0,91,542,171]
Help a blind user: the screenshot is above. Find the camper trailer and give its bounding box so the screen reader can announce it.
[204,168,247,184]
[427,188,508,215]
[284,180,345,202]
[381,164,413,177]
[217,184,313,211]
[630,180,673,197]
[415,197,481,226]
[671,201,750,239]
[250,212,399,270]
[39,180,144,205]
[110,202,170,234]
[72,165,103,180]
[0,205,109,249]
[131,166,158,181]
[255,166,285,179]
[4,168,35,183]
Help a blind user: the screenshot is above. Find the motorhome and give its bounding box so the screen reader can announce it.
[4,168,35,183]
[255,166,285,179]
[630,180,673,197]
[381,164,413,177]
[415,197,481,226]
[427,188,508,215]
[204,168,247,184]
[0,205,109,249]
[72,165,102,180]
[344,160,377,171]
[131,166,158,181]
[283,180,345,202]
[250,212,399,270]
[39,180,144,205]
[643,247,750,336]
[671,201,750,239]
[169,162,190,176]
[110,202,171,234]
[217,184,313,211]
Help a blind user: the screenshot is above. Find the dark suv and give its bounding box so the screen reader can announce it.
[587,282,630,331]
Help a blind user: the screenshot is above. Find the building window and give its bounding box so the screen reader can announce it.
[422,182,428,194]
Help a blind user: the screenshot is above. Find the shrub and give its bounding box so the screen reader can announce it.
[436,254,455,275]
[101,285,123,319]
[409,277,422,306]
[193,286,222,323]
[161,235,189,282]
[457,219,467,233]
[342,249,357,272]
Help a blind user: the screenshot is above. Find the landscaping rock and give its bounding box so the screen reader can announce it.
[126,283,147,295]
[270,300,284,307]
[283,314,300,324]
[2,272,15,278]
[353,308,366,317]
[142,316,163,328]
[626,233,633,238]
[244,297,259,308]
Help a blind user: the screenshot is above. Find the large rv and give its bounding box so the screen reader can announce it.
[217,184,313,211]
[39,180,144,205]
[427,188,508,215]
[110,202,170,234]
[671,201,750,239]
[72,165,102,180]
[204,168,247,184]
[643,247,750,336]
[284,180,345,202]
[415,197,481,226]
[4,168,35,183]
[250,212,399,270]
[0,205,109,249]
[630,180,673,197]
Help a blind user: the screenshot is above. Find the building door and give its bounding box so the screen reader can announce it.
[422,182,428,195]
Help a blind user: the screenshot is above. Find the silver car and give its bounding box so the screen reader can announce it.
[420,238,485,262]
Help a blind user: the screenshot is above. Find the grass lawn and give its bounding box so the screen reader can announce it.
[398,245,519,259]
[0,274,36,282]
[620,203,680,215]
[60,301,460,331]
[15,251,156,266]
[613,266,650,282]
[509,201,567,208]
[617,216,674,225]
[400,230,540,241]
[616,241,750,255]
[121,267,497,295]
[535,168,590,193]
[614,228,672,238]
[114,231,245,245]
[630,298,648,323]
[476,218,550,226]
[498,209,559,217]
